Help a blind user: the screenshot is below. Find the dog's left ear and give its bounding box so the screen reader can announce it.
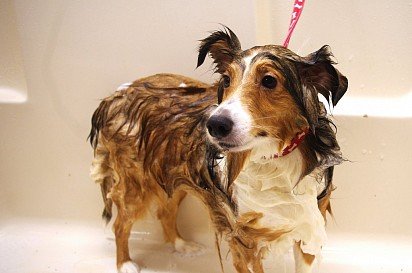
[197,27,241,73]
[296,45,348,107]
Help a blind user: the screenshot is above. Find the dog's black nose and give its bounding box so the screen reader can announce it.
[207,115,233,139]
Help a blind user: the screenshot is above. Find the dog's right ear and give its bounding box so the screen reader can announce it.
[296,45,348,107]
[197,27,241,73]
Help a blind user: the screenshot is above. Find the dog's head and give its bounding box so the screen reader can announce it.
[198,27,348,164]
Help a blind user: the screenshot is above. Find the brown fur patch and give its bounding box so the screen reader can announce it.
[227,150,250,195]
[318,182,335,221]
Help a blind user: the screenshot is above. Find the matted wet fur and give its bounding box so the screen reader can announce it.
[89,27,347,273]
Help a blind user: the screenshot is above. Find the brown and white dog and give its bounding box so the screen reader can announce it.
[89,27,347,273]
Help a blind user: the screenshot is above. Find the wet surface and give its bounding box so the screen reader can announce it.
[1,218,411,273]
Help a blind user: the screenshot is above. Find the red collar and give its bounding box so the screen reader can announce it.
[273,128,310,158]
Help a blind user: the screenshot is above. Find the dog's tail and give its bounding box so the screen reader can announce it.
[100,177,114,224]
[89,99,116,224]
[90,144,115,224]
[88,99,112,149]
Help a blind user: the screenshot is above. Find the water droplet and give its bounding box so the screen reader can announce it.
[379,154,384,161]
[361,149,367,155]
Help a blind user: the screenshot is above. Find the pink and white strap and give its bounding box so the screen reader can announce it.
[283,0,306,48]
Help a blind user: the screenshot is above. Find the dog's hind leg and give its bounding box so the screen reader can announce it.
[113,210,140,273]
[111,182,150,273]
[112,194,148,273]
[157,190,204,256]
[91,142,144,272]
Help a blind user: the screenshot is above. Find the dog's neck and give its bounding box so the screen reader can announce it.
[222,136,311,194]
[240,138,305,192]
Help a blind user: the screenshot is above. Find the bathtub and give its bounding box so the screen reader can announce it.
[1,1,411,272]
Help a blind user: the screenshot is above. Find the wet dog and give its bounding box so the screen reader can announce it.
[89,27,348,273]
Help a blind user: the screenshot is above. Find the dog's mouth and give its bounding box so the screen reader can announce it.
[217,140,253,152]
[218,142,238,149]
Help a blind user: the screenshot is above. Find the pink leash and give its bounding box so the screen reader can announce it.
[283,0,306,48]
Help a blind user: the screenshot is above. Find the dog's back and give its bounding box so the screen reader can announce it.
[89,73,216,223]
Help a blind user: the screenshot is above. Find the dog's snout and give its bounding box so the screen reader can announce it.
[207,115,233,139]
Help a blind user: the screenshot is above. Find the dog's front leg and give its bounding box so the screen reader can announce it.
[157,190,204,255]
[293,242,315,273]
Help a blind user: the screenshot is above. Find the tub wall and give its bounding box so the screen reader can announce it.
[1,0,411,258]
[0,0,256,225]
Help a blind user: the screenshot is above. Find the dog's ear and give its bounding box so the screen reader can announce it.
[297,45,348,107]
[197,27,241,73]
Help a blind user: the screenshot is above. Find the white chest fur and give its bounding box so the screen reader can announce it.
[233,144,327,256]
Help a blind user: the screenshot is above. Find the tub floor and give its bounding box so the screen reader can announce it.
[1,218,411,273]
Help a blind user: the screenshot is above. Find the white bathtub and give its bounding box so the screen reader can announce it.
[1,1,411,272]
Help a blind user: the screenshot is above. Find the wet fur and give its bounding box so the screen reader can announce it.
[89,74,282,272]
[89,27,347,273]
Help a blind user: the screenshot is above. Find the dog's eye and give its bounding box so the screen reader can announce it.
[218,75,230,104]
[222,75,230,88]
[261,75,277,89]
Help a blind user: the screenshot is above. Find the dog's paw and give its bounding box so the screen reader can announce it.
[174,238,205,256]
[118,261,140,273]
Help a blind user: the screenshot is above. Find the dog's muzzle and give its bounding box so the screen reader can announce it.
[206,115,233,139]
